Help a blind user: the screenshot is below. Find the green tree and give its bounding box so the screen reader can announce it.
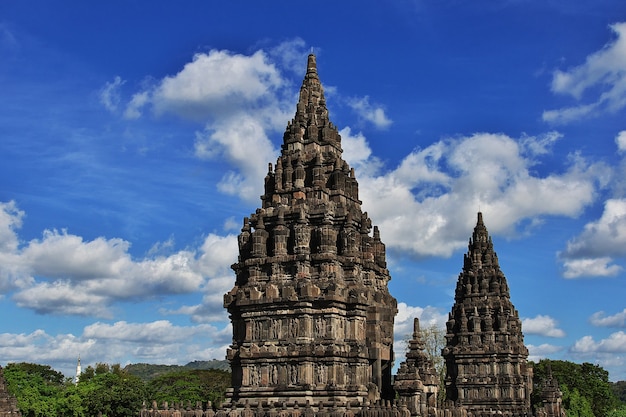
[4,363,65,417]
[78,363,146,417]
[419,323,446,406]
[612,381,626,405]
[561,385,594,417]
[56,383,86,417]
[607,405,626,417]
[146,369,230,407]
[532,359,618,417]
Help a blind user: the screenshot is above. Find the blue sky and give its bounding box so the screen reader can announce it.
[1,0,626,381]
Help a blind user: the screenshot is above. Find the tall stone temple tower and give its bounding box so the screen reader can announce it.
[442,213,533,417]
[224,54,398,409]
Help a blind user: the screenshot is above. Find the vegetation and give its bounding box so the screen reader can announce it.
[531,359,622,417]
[5,359,626,417]
[4,362,231,417]
[123,360,229,382]
[146,369,230,407]
[612,381,626,404]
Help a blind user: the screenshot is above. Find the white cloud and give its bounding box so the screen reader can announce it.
[100,76,125,113]
[83,320,212,343]
[339,127,373,168]
[348,96,392,129]
[527,343,564,362]
[351,131,605,257]
[522,315,566,337]
[543,22,626,124]
[122,47,309,202]
[161,233,238,323]
[0,200,238,318]
[223,217,239,232]
[563,199,626,257]
[393,302,448,368]
[590,308,626,327]
[616,130,626,152]
[561,257,622,278]
[0,321,231,378]
[195,114,279,202]
[348,96,393,129]
[0,201,23,254]
[559,198,626,277]
[268,38,309,75]
[123,91,149,120]
[151,50,284,121]
[571,331,626,353]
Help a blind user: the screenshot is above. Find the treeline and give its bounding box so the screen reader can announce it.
[5,359,626,417]
[531,359,626,417]
[3,362,230,417]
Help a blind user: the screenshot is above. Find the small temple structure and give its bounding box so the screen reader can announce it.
[0,367,21,417]
[393,318,440,417]
[223,54,397,409]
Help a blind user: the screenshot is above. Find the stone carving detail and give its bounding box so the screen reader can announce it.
[224,54,397,409]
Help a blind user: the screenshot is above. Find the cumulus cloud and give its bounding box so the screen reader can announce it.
[561,257,622,278]
[340,127,371,166]
[195,114,279,202]
[121,46,313,202]
[348,96,392,129]
[590,308,626,327]
[571,331,626,353]
[527,343,564,362]
[522,315,566,337]
[151,50,284,121]
[0,201,238,318]
[543,22,626,124]
[0,321,231,378]
[559,198,626,278]
[347,130,606,257]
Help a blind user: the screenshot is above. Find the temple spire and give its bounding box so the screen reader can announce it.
[443,212,531,415]
[284,54,338,151]
[465,211,499,272]
[307,53,317,74]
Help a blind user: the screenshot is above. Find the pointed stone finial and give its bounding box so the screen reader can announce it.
[307,54,317,74]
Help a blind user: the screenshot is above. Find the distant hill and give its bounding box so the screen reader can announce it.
[124,360,230,381]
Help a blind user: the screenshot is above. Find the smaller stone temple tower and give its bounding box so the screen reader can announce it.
[394,318,440,417]
[535,364,566,417]
[0,366,21,417]
[442,213,533,417]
